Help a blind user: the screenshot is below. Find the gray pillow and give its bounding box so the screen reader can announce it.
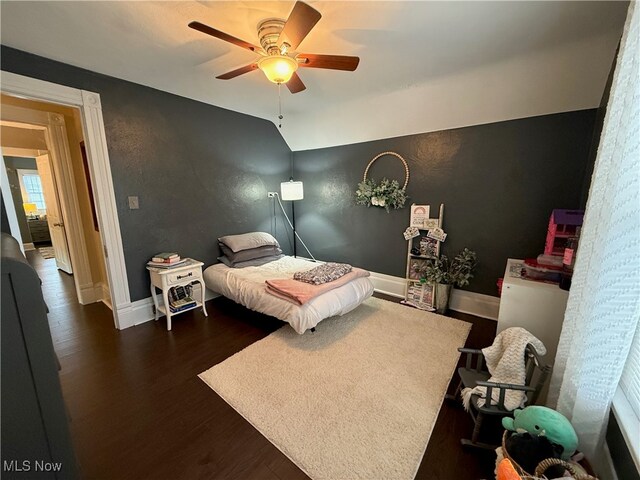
[218,254,284,268]
[219,243,282,263]
[218,232,280,253]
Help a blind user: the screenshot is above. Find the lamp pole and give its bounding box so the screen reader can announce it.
[291,201,296,257]
[280,179,303,258]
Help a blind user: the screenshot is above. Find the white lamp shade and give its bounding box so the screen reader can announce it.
[281,181,304,201]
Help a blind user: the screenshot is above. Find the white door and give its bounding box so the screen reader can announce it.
[35,154,73,274]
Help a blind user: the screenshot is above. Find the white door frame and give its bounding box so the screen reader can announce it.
[1,70,132,329]
[2,110,83,280]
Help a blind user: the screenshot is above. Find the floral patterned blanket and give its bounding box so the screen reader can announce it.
[293,262,353,285]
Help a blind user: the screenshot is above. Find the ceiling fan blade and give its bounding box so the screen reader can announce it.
[297,54,360,71]
[277,1,321,51]
[216,63,259,80]
[189,21,261,53]
[286,72,306,94]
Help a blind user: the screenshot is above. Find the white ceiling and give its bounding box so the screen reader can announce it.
[0,1,628,151]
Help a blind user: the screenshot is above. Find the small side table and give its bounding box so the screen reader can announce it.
[147,258,208,331]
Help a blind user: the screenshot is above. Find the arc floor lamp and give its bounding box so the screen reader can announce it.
[280,179,303,257]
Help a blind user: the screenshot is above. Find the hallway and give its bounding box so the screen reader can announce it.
[26,249,114,352]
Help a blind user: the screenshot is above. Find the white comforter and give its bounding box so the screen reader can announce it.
[203,256,374,334]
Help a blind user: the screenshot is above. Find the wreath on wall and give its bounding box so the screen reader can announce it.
[355,151,409,213]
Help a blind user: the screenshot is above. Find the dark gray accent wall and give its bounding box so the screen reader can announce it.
[1,46,291,302]
[293,111,596,296]
[3,156,37,169]
[581,48,618,208]
[3,156,37,244]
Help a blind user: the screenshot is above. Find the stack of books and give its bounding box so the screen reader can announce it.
[147,252,188,268]
[168,285,197,313]
[169,296,197,313]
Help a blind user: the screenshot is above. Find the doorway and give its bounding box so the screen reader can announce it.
[1,70,135,329]
[6,153,75,273]
[1,95,109,307]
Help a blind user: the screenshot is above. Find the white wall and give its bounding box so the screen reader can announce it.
[284,31,621,151]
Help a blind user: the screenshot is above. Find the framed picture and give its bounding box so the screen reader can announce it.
[406,281,425,303]
[408,258,428,280]
[421,284,434,307]
[423,219,439,230]
[406,281,435,310]
[410,204,430,228]
[419,236,438,257]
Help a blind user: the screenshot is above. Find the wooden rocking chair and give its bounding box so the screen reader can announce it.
[446,343,551,450]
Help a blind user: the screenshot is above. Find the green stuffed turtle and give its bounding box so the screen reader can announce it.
[502,406,578,460]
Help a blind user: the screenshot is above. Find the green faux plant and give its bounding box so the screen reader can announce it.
[355,178,408,213]
[415,248,478,287]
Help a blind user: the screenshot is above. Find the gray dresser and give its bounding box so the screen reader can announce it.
[1,233,77,478]
[27,219,51,243]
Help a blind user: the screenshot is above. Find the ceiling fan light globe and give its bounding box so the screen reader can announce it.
[258,55,298,84]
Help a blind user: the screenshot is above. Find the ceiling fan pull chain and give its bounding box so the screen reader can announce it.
[278,82,284,129]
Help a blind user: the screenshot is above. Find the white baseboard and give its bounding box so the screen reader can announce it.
[23,242,35,251]
[368,271,406,298]
[369,271,499,320]
[115,268,498,329]
[448,289,500,321]
[93,282,104,302]
[78,282,99,305]
[92,282,113,310]
[101,283,112,308]
[101,296,113,310]
[117,287,219,330]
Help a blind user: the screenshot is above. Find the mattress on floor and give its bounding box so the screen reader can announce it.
[203,256,374,334]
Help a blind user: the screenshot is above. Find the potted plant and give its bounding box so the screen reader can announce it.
[414,248,477,313]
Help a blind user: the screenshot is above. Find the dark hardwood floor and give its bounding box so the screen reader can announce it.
[27,250,498,480]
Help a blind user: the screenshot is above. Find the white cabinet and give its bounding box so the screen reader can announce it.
[498,259,569,369]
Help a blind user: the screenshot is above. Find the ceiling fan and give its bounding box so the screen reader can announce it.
[188,1,360,94]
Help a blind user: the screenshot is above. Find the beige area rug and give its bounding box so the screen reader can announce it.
[38,246,55,259]
[199,297,471,480]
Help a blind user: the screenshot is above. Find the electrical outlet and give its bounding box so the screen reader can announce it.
[267,192,277,198]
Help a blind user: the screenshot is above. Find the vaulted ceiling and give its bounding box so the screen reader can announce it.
[0,1,628,151]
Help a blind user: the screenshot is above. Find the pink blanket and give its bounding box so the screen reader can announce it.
[266,268,370,305]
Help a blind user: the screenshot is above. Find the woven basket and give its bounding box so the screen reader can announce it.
[501,431,598,480]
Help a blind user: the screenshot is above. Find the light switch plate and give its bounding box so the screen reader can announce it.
[128,196,139,210]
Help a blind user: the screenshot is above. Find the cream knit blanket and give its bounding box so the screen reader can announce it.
[462,327,546,412]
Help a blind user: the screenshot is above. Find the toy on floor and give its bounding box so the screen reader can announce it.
[502,406,578,460]
[496,458,520,480]
[496,435,599,480]
[505,432,565,477]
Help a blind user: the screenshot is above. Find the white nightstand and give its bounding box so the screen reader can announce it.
[147,258,208,331]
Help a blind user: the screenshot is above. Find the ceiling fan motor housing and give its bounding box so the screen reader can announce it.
[258,18,288,55]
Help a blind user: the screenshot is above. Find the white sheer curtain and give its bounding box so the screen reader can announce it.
[548,1,639,460]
